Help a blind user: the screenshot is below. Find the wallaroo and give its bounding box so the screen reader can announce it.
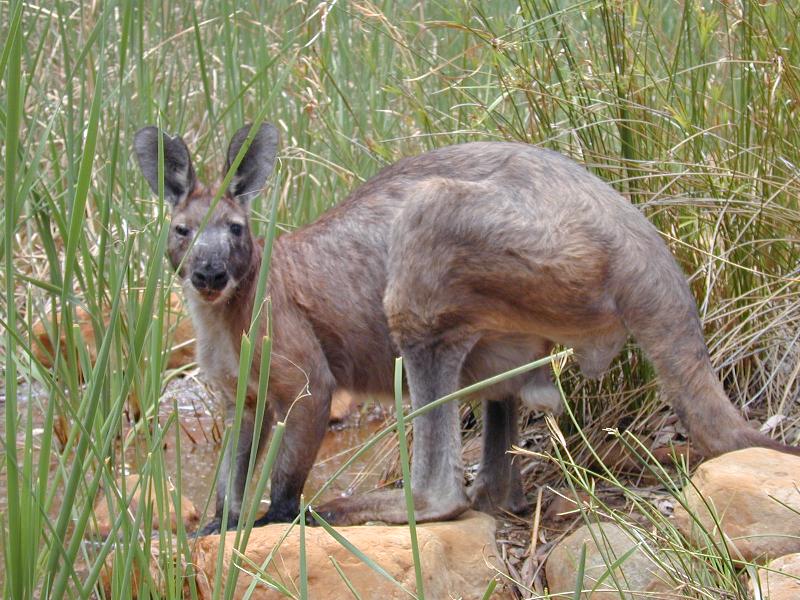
[134,123,799,533]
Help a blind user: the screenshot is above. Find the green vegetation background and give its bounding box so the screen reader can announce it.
[2,1,799,597]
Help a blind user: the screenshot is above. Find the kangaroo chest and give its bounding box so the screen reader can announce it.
[188,296,255,403]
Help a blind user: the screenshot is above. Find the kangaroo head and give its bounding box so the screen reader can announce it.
[133,124,278,303]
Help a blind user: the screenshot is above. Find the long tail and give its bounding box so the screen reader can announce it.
[616,243,799,457]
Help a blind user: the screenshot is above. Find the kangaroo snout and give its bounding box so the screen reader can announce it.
[191,262,229,292]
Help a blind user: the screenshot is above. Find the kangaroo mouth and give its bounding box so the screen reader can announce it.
[187,282,229,303]
[197,288,223,302]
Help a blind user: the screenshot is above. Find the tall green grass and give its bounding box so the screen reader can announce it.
[2,0,799,598]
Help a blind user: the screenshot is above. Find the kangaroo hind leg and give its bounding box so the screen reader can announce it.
[469,396,528,514]
[316,335,475,525]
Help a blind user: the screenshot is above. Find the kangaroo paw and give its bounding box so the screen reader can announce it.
[314,488,469,526]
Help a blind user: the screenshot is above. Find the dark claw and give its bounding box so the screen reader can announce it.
[196,519,222,537]
[195,513,241,537]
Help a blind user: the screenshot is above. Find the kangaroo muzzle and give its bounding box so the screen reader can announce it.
[191,263,229,292]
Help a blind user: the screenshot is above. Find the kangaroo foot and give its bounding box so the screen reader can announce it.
[314,488,469,526]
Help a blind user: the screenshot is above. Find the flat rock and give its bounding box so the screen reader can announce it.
[193,510,510,599]
[101,510,510,598]
[672,447,800,561]
[91,474,200,538]
[750,553,800,599]
[545,521,675,598]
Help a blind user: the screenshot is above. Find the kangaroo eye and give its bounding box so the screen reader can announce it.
[174,224,190,236]
[229,223,244,236]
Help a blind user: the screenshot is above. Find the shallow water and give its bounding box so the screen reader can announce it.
[0,377,389,532]
[156,378,390,516]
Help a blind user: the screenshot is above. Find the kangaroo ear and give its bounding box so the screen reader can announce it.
[225,123,279,203]
[133,126,196,206]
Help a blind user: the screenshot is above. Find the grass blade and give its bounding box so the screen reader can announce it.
[394,357,424,599]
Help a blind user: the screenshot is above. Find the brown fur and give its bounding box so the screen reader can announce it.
[133,125,798,531]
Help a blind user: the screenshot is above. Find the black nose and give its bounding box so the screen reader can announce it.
[191,266,229,291]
